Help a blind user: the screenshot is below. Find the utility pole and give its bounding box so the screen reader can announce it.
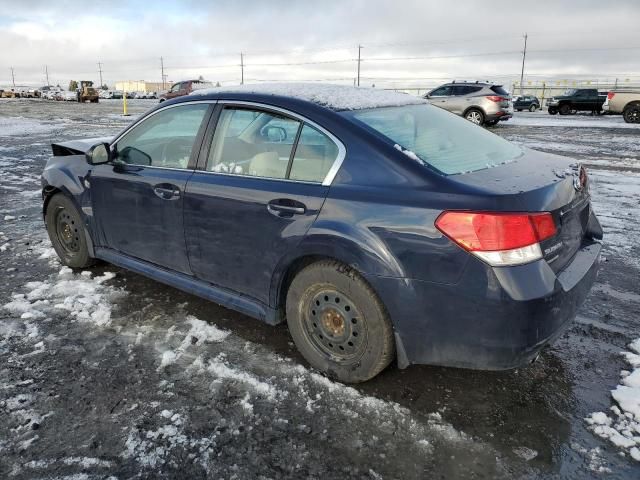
[45,65,50,87]
[240,53,244,85]
[520,33,528,96]
[160,56,165,90]
[97,62,103,87]
[356,44,362,87]
[11,67,16,88]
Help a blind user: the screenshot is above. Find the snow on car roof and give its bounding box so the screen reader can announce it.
[190,82,428,111]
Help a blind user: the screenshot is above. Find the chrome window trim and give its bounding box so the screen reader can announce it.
[216,100,346,186]
[109,99,346,186]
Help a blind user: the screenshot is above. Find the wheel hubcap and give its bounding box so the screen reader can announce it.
[55,208,80,254]
[467,112,481,124]
[304,288,366,362]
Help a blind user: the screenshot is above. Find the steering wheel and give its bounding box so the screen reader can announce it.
[159,138,193,168]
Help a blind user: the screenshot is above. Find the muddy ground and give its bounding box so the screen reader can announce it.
[1,98,639,479]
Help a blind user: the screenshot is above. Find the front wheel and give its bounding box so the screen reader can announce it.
[548,108,558,115]
[559,104,571,115]
[623,105,640,123]
[464,108,485,126]
[45,194,95,269]
[286,261,395,383]
[529,104,537,112]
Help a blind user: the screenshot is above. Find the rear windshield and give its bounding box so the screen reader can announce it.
[490,85,509,95]
[342,104,523,175]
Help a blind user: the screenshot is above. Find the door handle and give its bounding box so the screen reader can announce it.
[267,199,306,217]
[267,204,305,215]
[153,185,180,200]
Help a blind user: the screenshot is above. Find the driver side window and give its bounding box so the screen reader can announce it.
[114,104,208,169]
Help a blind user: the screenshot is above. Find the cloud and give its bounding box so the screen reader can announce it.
[1,0,638,88]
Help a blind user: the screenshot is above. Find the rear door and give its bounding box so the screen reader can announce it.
[90,102,212,274]
[183,103,343,304]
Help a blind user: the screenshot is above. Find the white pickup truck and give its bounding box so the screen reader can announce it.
[603,91,640,123]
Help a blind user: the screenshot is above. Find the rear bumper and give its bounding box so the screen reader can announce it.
[366,241,601,370]
[486,111,512,122]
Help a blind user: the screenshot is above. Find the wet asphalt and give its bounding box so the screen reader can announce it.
[0,98,639,479]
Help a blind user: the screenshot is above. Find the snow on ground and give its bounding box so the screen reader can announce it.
[509,114,640,130]
[3,266,121,327]
[0,116,62,137]
[192,82,428,110]
[586,338,640,461]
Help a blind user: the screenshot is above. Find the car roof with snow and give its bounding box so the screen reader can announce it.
[187,83,428,111]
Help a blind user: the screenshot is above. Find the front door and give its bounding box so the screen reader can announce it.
[184,105,342,305]
[90,103,212,274]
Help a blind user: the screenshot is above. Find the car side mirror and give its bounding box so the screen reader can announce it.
[86,142,111,165]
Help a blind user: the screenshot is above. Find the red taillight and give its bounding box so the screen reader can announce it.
[607,92,616,100]
[486,95,506,102]
[435,212,556,252]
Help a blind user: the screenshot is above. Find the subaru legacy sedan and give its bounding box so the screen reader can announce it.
[42,84,602,383]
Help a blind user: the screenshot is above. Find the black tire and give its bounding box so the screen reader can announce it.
[559,104,571,115]
[548,108,557,115]
[623,104,640,124]
[45,194,95,269]
[529,104,537,112]
[286,261,395,383]
[485,119,499,127]
[464,108,485,126]
[516,109,522,112]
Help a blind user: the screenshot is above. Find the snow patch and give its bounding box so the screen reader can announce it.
[586,337,640,460]
[191,82,428,111]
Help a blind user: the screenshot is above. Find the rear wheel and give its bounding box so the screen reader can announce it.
[548,108,558,115]
[529,104,537,112]
[286,261,395,383]
[464,108,485,126]
[623,104,640,123]
[559,104,571,115]
[45,194,95,269]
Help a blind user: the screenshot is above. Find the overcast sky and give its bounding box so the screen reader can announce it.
[1,0,639,89]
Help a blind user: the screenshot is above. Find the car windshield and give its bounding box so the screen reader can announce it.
[342,104,523,175]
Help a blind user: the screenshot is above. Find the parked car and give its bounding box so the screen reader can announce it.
[513,95,540,112]
[62,91,78,101]
[146,91,158,99]
[547,88,606,115]
[603,90,640,123]
[159,79,214,102]
[424,81,513,126]
[42,84,602,383]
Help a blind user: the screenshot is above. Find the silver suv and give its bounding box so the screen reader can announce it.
[425,82,513,126]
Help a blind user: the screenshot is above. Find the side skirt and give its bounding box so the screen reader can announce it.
[95,247,281,325]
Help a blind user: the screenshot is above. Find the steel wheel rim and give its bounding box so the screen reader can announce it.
[55,207,80,254]
[466,111,482,124]
[302,287,367,362]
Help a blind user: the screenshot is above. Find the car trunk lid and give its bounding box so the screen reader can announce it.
[450,148,600,272]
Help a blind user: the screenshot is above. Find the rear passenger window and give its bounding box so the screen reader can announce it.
[206,107,340,183]
[289,125,339,183]
[207,108,300,179]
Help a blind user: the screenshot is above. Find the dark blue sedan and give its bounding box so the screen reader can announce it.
[42,84,602,382]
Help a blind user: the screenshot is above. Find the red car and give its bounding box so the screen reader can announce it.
[159,79,214,102]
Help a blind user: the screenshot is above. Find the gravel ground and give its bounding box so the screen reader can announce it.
[1,98,639,479]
